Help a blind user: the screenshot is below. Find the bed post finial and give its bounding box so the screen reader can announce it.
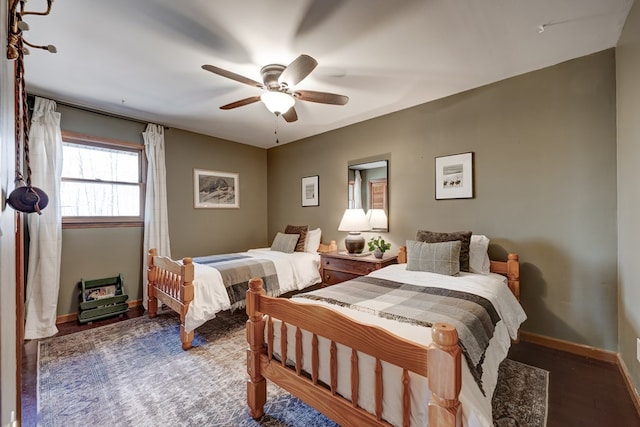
[246,278,267,419]
[428,322,462,427]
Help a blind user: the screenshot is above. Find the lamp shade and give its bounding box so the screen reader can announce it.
[338,209,371,232]
[366,209,388,230]
[260,91,295,114]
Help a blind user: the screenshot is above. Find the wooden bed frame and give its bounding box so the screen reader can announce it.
[146,241,338,350]
[245,249,520,427]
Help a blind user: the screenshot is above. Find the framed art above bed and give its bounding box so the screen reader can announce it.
[435,152,473,200]
[194,168,239,208]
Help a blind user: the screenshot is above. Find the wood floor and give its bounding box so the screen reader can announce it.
[22,308,640,427]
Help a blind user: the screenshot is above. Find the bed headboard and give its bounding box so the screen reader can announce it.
[397,246,520,301]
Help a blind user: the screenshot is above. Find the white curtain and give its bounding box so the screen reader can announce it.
[142,123,171,309]
[354,170,363,209]
[24,97,63,339]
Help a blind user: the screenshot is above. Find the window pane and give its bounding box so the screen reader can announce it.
[62,143,139,183]
[61,181,140,217]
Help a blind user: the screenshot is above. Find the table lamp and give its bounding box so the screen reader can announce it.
[338,208,371,254]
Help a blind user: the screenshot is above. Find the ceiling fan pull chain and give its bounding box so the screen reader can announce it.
[274,114,279,144]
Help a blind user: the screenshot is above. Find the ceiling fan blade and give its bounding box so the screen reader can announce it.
[219,96,261,110]
[202,64,264,89]
[278,54,318,87]
[295,90,348,105]
[282,107,298,123]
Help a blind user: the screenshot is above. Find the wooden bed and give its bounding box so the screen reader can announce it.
[245,247,520,427]
[146,241,337,350]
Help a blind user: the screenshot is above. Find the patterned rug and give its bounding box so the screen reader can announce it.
[37,311,548,427]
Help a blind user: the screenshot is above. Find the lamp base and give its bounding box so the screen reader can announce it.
[344,232,365,254]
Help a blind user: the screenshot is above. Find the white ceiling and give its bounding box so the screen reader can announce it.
[22,0,633,149]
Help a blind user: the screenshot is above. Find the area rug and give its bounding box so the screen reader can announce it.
[37,311,548,427]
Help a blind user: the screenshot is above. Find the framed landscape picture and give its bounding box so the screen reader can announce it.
[194,169,239,208]
[301,175,319,207]
[435,152,474,199]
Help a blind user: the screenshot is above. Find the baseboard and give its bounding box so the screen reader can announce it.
[519,331,619,364]
[55,299,143,324]
[617,354,640,417]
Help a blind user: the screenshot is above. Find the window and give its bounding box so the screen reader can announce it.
[61,131,145,228]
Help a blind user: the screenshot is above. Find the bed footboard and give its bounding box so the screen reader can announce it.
[147,248,195,350]
[246,277,462,427]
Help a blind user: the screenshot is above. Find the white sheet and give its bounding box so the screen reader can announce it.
[184,248,321,332]
[279,264,527,427]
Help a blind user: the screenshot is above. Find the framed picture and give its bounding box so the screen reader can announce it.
[435,152,474,199]
[194,169,239,208]
[301,175,319,207]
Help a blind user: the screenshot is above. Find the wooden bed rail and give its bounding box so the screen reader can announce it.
[246,277,462,427]
[147,248,195,350]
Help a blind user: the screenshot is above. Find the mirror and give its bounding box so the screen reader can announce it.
[348,160,388,232]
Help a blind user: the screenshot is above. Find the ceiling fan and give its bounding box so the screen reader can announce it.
[201,54,348,123]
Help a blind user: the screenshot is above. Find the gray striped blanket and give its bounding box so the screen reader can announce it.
[192,254,279,311]
[296,275,501,394]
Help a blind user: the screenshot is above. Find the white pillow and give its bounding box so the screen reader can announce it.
[304,228,322,253]
[469,235,491,274]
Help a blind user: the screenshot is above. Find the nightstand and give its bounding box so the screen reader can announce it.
[320,251,398,286]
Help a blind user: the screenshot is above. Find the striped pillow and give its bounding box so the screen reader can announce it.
[285,224,309,252]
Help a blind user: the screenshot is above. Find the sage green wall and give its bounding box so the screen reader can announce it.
[268,50,618,351]
[56,105,268,316]
[57,105,146,316]
[163,127,268,259]
[616,0,640,396]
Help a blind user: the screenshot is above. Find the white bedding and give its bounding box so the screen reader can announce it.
[276,264,527,427]
[184,248,321,332]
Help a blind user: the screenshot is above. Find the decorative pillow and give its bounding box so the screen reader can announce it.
[415,230,472,272]
[406,240,461,276]
[304,228,322,253]
[469,234,491,275]
[285,225,309,252]
[271,232,300,254]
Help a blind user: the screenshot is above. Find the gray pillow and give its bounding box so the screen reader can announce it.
[406,240,461,276]
[415,230,472,272]
[270,232,300,253]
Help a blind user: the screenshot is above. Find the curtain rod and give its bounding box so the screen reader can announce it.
[27,94,171,129]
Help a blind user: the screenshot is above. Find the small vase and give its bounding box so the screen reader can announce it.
[373,248,383,259]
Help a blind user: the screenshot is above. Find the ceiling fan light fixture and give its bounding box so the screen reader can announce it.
[260,91,295,114]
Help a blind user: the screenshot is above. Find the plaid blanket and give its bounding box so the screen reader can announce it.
[296,275,501,394]
[192,254,279,311]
